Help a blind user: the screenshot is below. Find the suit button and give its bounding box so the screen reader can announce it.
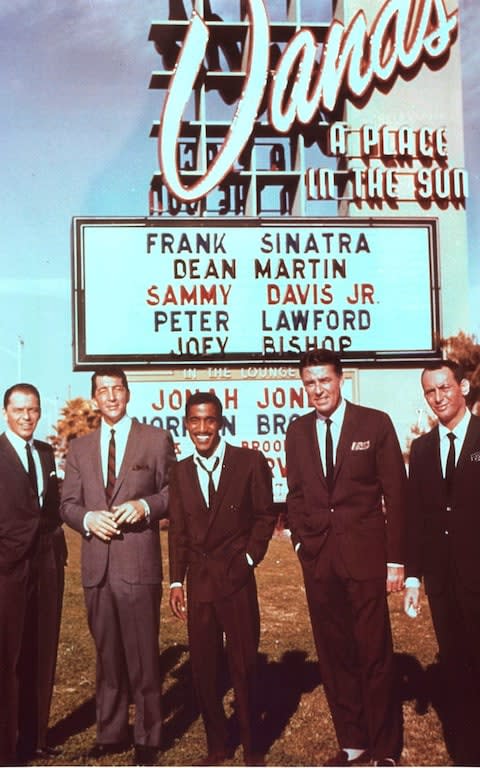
[446,506,452,512]
[330,507,334,513]
[444,530,449,535]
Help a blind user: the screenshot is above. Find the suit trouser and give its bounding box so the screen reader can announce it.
[428,575,480,765]
[17,531,65,755]
[0,568,27,765]
[187,576,261,757]
[85,574,163,747]
[302,539,402,760]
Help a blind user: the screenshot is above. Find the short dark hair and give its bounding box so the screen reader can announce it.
[299,348,343,377]
[91,367,129,397]
[421,359,466,385]
[3,383,41,410]
[185,391,223,420]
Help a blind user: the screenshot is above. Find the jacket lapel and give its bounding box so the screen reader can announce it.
[456,414,480,473]
[186,457,208,512]
[419,426,446,508]
[0,433,27,476]
[113,419,137,499]
[0,434,41,509]
[85,430,105,502]
[427,426,442,479]
[34,440,49,508]
[181,456,210,541]
[212,444,232,509]
[300,412,326,485]
[332,402,358,485]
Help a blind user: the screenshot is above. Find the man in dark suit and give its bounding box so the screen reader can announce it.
[61,366,175,766]
[0,383,66,766]
[285,349,407,767]
[168,392,276,766]
[405,360,480,765]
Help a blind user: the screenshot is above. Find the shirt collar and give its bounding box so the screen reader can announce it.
[5,428,35,452]
[316,397,346,426]
[193,437,225,469]
[101,414,131,437]
[438,408,471,442]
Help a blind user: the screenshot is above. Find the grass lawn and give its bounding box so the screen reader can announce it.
[35,528,452,766]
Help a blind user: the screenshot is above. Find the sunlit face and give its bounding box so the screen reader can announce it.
[93,375,130,425]
[3,391,41,441]
[185,402,222,457]
[421,367,469,430]
[301,364,343,417]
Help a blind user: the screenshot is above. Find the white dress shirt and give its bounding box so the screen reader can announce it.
[438,408,470,476]
[315,397,346,473]
[6,428,44,503]
[100,414,131,485]
[192,438,226,505]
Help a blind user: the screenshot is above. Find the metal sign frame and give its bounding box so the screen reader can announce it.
[72,215,441,370]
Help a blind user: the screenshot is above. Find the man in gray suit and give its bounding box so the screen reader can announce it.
[61,367,175,765]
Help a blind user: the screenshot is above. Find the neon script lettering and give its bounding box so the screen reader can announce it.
[158,0,458,202]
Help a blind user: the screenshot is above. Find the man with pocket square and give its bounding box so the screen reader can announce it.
[61,367,175,766]
[286,349,407,767]
[168,391,276,766]
[0,383,66,765]
[404,360,480,765]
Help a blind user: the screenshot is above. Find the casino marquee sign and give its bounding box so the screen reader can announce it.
[72,217,439,368]
[72,1,458,368]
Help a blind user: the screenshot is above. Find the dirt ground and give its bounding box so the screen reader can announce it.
[31,527,452,767]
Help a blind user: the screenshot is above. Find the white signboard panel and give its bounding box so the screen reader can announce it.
[72,217,439,367]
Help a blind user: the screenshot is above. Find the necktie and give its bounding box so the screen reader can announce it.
[105,428,116,506]
[325,418,334,490]
[25,442,39,498]
[445,431,456,497]
[197,456,219,508]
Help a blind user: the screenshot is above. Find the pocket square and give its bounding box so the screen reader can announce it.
[49,470,57,477]
[351,441,370,451]
[470,452,480,462]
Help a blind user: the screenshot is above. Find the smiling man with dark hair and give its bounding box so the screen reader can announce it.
[61,369,175,766]
[405,360,480,765]
[0,383,66,765]
[286,349,407,767]
[168,391,276,766]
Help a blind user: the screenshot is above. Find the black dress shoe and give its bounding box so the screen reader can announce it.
[88,742,130,759]
[134,744,160,766]
[324,750,370,766]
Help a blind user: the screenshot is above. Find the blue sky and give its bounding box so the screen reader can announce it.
[0,0,478,436]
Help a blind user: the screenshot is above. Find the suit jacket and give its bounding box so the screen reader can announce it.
[0,433,63,575]
[61,419,175,587]
[168,444,276,601]
[285,401,407,581]
[406,413,480,594]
